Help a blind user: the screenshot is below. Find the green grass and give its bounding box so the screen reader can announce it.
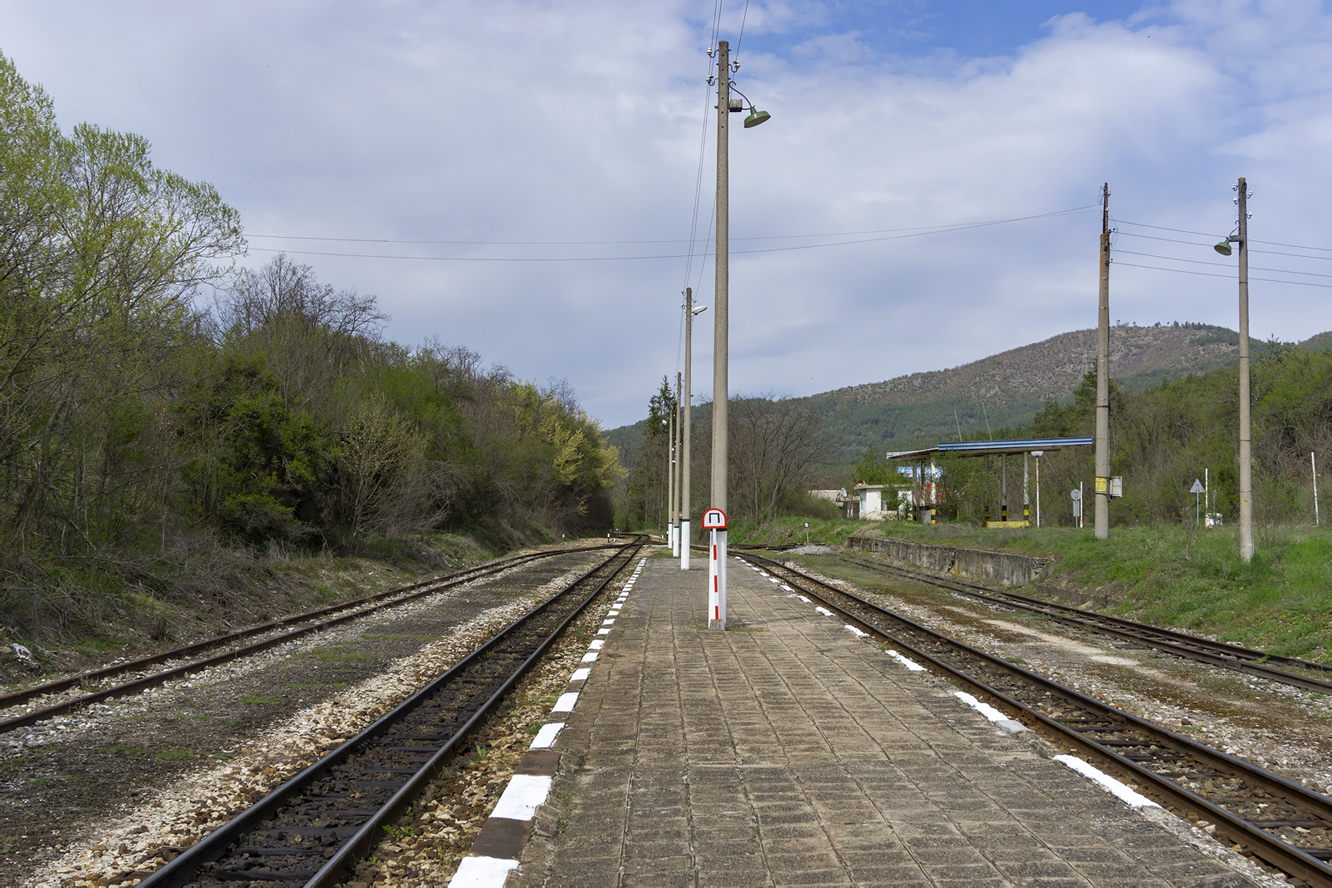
[156,748,196,761]
[311,647,374,662]
[732,517,1332,663]
[238,695,280,705]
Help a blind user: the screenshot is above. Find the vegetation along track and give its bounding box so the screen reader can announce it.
[745,554,1332,885]
[138,537,644,888]
[0,545,615,734]
[834,552,1332,694]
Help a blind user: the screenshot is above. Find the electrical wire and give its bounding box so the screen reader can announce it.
[243,205,1100,263]
[735,0,751,59]
[1111,260,1332,289]
[1115,217,1332,255]
[1114,249,1332,280]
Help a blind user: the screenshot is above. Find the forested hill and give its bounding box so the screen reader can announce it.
[609,323,1321,474]
[808,323,1269,461]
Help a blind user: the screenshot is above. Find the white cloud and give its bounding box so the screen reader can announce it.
[2,1,1331,428]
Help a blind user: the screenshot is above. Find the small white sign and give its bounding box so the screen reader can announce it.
[1190,479,1205,494]
[702,508,728,530]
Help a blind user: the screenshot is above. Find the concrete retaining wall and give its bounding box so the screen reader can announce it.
[846,536,1051,586]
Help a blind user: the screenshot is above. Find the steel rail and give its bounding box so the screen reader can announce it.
[835,552,1332,693]
[139,538,644,888]
[745,554,1332,885]
[0,545,612,734]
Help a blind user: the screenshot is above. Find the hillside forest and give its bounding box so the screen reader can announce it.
[0,52,621,638]
[622,342,1332,535]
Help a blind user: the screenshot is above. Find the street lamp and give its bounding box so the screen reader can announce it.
[1215,178,1253,563]
[681,292,706,571]
[708,39,770,630]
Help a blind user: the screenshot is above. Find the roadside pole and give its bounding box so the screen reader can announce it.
[709,40,731,629]
[681,289,699,570]
[1095,183,1112,540]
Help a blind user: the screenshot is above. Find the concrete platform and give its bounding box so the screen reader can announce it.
[510,553,1259,887]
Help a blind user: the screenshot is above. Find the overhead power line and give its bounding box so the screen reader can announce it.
[245,205,1099,264]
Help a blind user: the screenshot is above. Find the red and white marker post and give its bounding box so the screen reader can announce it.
[702,507,728,630]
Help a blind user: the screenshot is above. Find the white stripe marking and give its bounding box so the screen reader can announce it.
[530,722,564,749]
[596,627,611,636]
[886,649,925,671]
[490,774,554,820]
[571,667,591,681]
[581,652,599,663]
[1055,755,1160,808]
[954,691,1028,734]
[780,585,793,591]
[845,625,869,638]
[448,855,518,887]
[552,691,580,713]
[589,639,604,650]
[602,619,615,626]
[815,607,834,617]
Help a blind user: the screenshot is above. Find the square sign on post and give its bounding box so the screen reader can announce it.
[702,508,727,630]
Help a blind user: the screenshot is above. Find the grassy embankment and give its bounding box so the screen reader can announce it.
[729,516,1332,665]
[0,532,502,685]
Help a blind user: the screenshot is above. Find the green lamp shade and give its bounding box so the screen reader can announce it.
[1214,240,1233,256]
[743,108,771,128]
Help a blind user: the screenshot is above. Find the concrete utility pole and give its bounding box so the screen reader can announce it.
[681,289,700,570]
[668,398,677,553]
[1095,183,1111,539]
[1237,178,1253,563]
[673,371,682,556]
[709,40,732,630]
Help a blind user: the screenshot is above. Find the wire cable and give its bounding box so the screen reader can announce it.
[1114,249,1332,280]
[1111,260,1332,289]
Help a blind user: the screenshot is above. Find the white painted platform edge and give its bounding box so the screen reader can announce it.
[1054,754,1160,809]
[844,625,869,638]
[491,774,554,820]
[448,855,519,887]
[570,667,591,681]
[815,606,834,617]
[954,691,1029,734]
[530,722,564,749]
[589,639,604,650]
[580,652,599,663]
[552,691,580,713]
[885,649,926,672]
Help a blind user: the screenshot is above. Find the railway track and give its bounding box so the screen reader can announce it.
[137,537,644,888]
[832,551,1332,694]
[0,545,612,735]
[745,553,1332,886]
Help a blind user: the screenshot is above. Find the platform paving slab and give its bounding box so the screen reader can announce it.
[510,554,1261,887]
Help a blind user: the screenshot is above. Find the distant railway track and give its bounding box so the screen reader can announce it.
[0,544,616,735]
[745,553,1332,886]
[138,537,644,888]
[831,552,1332,694]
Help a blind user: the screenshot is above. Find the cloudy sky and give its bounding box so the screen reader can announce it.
[4,1,1332,428]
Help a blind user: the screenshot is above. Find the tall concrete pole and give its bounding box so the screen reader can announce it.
[667,399,676,552]
[681,289,695,570]
[674,371,682,556]
[709,40,731,629]
[712,41,730,515]
[1095,183,1111,539]
[1237,177,1253,563]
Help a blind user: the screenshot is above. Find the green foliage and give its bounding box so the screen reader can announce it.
[0,52,624,639]
[175,352,329,545]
